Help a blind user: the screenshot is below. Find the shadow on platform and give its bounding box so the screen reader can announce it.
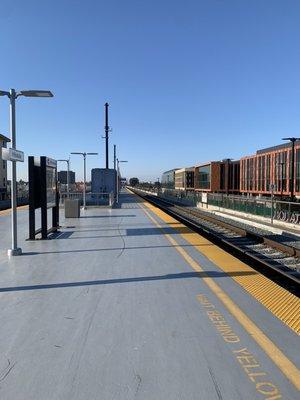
[50,225,192,240]
[80,214,136,219]
[21,242,214,256]
[0,270,257,293]
[112,192,144,209]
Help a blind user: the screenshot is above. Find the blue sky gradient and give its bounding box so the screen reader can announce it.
[1,0,300,181]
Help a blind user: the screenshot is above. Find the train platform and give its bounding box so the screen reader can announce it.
[0,190,299,400]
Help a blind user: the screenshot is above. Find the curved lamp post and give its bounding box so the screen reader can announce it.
[71,152,98,209]
[0,89,53,257]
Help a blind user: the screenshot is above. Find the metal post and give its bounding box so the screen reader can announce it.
[116,159,119,203]
[290,139,295,201]
[8,89,22,256]
[105,103,109,169]
[83,153,86,209]
[114,144,117,199]
[113,144,116,170]
[67,159,70,198]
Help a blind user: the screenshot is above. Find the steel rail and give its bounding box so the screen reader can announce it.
[132,189,300,289]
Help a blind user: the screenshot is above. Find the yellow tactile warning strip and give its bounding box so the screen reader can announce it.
[135,199,300,392]
[139,196,300,335]
[0,205,28,216]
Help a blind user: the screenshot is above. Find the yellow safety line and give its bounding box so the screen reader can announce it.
[141,198,300,335]
[134,195,300,391]
[0,205,28,216]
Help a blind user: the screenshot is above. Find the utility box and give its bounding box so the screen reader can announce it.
[65,199,81,218]
[91,168,116,193]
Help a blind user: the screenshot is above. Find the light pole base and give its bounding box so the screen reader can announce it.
[8,248,22,257]
[81,206,87,210]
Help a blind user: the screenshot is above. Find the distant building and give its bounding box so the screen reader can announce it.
[58,170,75,184]
[0,133,10,200]
[194,160,240,194]
[240,140,300,197]
[161,168,180,189]
[175,167,195,191]
[91,168,116,193]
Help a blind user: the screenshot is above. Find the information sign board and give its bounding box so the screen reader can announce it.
[46,166,57,208]
[1,148,24,162]
[28,156,59,240]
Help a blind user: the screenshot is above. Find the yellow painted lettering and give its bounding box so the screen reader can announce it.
[210,315,225,322]
[214,320,229,327]
[248,371,267,383]
[256,382,279,396]
[233,347,249,355]
[223,335,240,343]
[207,310,221,317]
[237,355,258,366]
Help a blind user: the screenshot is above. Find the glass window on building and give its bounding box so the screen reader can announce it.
[198,165,211,189]
[220,164,225,190]
[279,151,287,193]
[246,159,250,191]
[249,158,254,191]
[257,157,262,191]
[162,170,176,189]
[296,148,300,192]
[274,152,281,192]
[261,156,265,191]
[266,155,270,190]
[186,171,194,188]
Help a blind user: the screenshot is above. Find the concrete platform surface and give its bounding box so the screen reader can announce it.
[0,191,299,400]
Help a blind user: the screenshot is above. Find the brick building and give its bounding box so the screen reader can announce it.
[0,133,10,200]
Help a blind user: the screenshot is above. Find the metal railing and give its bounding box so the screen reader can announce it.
[141,188,300,226]
[60,192,114,207]
[206,193,300,224]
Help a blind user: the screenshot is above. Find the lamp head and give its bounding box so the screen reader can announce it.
[20,90,53,98]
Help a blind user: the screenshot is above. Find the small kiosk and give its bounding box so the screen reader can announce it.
[28,156,59,240]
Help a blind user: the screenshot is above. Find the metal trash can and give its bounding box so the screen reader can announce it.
[65,199,81,218]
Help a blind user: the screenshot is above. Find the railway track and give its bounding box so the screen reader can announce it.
[132,189,300,293]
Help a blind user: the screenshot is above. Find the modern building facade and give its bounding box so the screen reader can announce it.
[194,160,240,193]
[175,167,194,191]
[161,168,180,189]
[240,141,300,197]
[0,134,10,200]
[58,170,75,184]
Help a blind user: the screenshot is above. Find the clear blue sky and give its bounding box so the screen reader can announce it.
[1,0,300,182]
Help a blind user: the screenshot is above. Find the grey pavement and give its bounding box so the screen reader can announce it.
[0,191,299,400]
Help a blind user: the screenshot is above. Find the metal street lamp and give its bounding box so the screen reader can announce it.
[57,158,71,198]
[71,152,98,209]
[116,159,128,203]
[282,137,300,201]
[0,88,53,257]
